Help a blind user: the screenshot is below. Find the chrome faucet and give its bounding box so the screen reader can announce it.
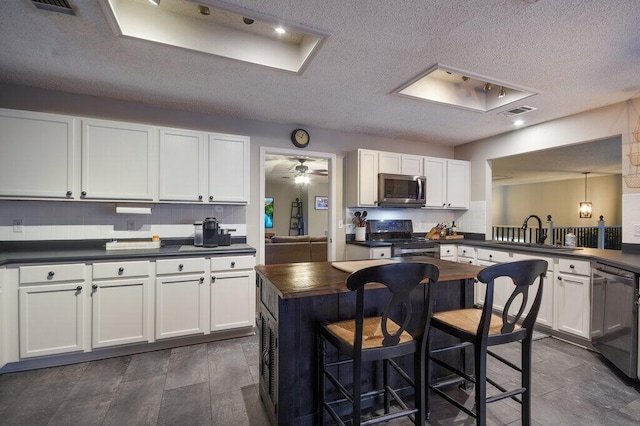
[521,215,547,245]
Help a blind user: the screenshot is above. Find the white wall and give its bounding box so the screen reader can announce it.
[456,99,640,246]
[0,83,455,260]
[493,175,622,227]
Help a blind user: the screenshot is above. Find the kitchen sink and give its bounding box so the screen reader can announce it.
[490,241,582,251]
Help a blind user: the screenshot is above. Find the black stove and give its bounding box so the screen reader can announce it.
[366,220,438,257]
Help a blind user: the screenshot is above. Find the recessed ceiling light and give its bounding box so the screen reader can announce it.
[513,119,524,126]
[148,0,160,5]
[275,26,286,34]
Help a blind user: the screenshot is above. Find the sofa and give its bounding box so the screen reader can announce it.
[264,235,328,264]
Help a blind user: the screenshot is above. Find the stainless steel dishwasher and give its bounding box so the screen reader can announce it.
[591,262,639,378]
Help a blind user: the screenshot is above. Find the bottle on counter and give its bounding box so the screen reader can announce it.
[451,221,457,236]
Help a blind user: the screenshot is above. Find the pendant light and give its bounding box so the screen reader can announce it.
[579,172,592,218]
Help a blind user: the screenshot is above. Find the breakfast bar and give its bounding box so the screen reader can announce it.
[255,256,483,425]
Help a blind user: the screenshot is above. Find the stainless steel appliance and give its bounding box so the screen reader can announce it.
[366,219,438,257]
[193,221,203,246]
[591,262,639,378]
[377,173,426,208]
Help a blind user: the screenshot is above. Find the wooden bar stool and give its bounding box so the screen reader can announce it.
[318,262,440,425]
[427,259,548,426]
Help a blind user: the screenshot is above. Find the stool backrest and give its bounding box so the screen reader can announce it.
[346,262,439,348]
[477,259,548,337]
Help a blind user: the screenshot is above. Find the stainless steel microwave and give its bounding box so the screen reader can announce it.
[377,173,426,207]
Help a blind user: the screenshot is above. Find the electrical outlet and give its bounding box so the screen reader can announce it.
[634,224,640,237]
[13,219,23,233]
[126,220,136,231]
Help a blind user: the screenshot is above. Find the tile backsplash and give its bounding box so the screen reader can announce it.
[0,201,246,241]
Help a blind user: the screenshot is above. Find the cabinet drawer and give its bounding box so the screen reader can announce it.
[93,261,150,279]
[156,257,206,275]
[370,247,391,259]
[557,258,590,276]
[457,246,475,258]
[20,263,85,284]
[211,255,255,271]
[440,245,456,258]
[477,248,511,263]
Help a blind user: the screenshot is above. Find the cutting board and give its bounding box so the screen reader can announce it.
[331,259,397,273]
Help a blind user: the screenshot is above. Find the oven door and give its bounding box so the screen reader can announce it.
[392,246,439,258]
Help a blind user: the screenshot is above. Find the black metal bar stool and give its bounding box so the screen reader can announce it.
[427,259,548,426]
[318,262,440,425]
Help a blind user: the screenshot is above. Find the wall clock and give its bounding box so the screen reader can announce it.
[291,129,310,148]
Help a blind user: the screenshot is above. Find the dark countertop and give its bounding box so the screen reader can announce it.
[0,241,255,266]
[255,256,483,299]
[345,240,393,248]
[438,240,640,274]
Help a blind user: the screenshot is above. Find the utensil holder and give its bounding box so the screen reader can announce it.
[355,227,366,241]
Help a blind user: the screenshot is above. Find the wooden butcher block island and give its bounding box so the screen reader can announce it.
[255,257,484,425]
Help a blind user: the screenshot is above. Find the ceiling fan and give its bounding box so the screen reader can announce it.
[293,158,328,176]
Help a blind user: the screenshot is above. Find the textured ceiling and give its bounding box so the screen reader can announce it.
[492,136,622,185]
[1,0,640,150]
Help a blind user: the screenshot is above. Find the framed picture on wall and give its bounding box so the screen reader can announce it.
[315,196,328,210]
[265,197,274,228]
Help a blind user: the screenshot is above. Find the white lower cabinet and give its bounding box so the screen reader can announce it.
[18,263,90,358]
[512,253,555,328]
[210,256,256,331]
[91,261,151,349]
[439,245,456,261]
[155,258,208,340]
[346,245,392,260]
[556,258,591,338]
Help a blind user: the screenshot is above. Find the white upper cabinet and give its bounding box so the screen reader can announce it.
[346,149,379,207]
[158,128,208,202]
[424,157,470,209]
[424,157,447,208]
[0,109,79,199]
[378,152,424,176]
[378,152,402,174]
[446,159,470,209]
[208,133,250,203]
[401,154,424,176]
[81,119,156,201]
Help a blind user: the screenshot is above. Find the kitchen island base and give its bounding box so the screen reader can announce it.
[255,258,482,426]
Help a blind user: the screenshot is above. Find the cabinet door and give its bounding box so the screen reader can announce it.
[357,149,379,206]
[208,133,250,203]
[378,152,401,174]
[0,273,4,369]
[0,109,78,199]
[159,128,207,202]
[446,160,470,209]
[82,119,155,200]
[401,154,424,176]
[424,157,446,208]
[210,270,256,331]
[556,273,590,338]
[156,274,207,339]
[92,278,149,348]
[19,283,86,358]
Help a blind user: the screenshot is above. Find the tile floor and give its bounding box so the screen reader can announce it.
[0,334,638,425]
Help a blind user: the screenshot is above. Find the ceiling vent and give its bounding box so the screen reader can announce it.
[31,0,75,16]
[500,105,537,116]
